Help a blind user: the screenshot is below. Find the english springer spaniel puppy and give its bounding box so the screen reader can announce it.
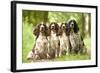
[67,19,86,54]
[48,22,60,58]
[58,23,70,56]
[27,23,49,61]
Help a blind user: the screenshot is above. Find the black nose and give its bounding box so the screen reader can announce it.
[72,24,74,26]
[70,23,74,27]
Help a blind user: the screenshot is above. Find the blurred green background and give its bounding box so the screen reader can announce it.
[22,10,91,63]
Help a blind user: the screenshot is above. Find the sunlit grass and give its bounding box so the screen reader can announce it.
[55,54,90,61]
[22,23,91,63]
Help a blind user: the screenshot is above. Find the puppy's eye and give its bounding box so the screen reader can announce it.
[51,25,55,29]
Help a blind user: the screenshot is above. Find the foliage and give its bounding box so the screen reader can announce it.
[23,10,91,37]
[22,10,91,63]
[22,22,36,62]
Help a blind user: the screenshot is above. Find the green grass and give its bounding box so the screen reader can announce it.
[22,23,91,63]
[55,54,90,61]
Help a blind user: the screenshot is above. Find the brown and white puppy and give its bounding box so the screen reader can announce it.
[59,23,70,56]
[27,23,49,61]
[48,22,60,58]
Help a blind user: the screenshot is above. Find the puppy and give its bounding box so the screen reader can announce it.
[27,23,49,61]
[48,22,60,58]
[59,23,70,56]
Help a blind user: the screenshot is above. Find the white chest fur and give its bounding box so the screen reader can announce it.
[35,34,48,52]
[48,31,59,49]
[59,32,69,46]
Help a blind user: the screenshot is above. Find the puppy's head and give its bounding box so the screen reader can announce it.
[60,23,67,31]
[68,19,79,33]
[39,24,46,33]
[33,23,48,37]
[49,22,59,35]
[59,23,68,35]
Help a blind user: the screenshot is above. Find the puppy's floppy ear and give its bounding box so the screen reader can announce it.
[66,23,71,35]
[58,26,62,36]
[54,23,59,36]
[55,23,59,32]
[48,23,52,36]
[49,23,52,30]
[64,23,69,35]
[58,23,64,35]
[33,24,40,37]
[44,24,49,36]
[73,20,79,33]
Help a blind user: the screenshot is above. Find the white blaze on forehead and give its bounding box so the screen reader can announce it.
[40,24,44,28]
[62,24,66,27]
[51,23,55,27]
[71,21,74,24]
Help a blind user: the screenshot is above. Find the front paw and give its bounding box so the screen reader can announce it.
[27,51,34,60]
[27,57,33,60]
